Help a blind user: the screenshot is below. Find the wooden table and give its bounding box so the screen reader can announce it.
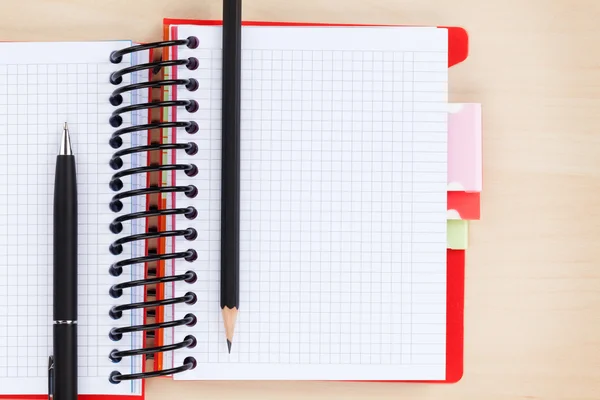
[2,0,599,399]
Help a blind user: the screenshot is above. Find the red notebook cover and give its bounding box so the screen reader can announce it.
[163,17,468,383]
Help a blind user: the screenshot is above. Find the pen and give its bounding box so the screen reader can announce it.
[221,0,242,353]
[51,122,78,400]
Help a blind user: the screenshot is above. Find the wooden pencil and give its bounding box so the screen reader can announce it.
[220,0,242,353]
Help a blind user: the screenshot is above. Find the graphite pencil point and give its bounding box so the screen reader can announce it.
[222,306,239,352]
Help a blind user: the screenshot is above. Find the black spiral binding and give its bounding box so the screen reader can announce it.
[107,37,201,384]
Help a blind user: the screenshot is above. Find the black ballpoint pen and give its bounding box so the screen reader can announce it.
[50,122,78,400]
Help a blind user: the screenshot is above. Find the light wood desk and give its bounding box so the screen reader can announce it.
[2,0,599,399]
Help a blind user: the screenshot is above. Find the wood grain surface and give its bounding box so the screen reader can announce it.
[1,1,599,399]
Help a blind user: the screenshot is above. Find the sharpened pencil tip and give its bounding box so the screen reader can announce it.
[222,307,238,352]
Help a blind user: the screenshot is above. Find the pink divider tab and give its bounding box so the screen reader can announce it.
[448,103,482,192]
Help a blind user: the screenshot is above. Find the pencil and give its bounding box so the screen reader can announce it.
[221,0,242,353]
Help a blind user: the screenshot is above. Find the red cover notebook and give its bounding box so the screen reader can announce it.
[155,18,468,383]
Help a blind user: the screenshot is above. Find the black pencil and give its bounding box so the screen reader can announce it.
[221,0,242,353]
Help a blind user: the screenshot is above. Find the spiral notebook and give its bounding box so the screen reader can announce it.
[156,20,468,382]
[0,21,469,398]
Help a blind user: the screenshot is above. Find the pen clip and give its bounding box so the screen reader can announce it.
[48,355,54,400]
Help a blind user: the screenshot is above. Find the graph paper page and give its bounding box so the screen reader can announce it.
[0,41,144,396]
[173,25,448,380]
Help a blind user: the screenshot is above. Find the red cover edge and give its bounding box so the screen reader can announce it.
[444,249,465,383]
[165,18,467,384]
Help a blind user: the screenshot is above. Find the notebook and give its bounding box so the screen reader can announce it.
[0,20,473,397]
[157,20,469,382]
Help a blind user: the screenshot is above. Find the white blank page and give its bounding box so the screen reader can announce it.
[173,25,448,380]
[0,41,144,396]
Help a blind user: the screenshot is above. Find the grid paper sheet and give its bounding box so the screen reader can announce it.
[0,41,144,396]
[173,25,448,380]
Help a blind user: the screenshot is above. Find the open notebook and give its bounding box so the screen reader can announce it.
[163,23,450,381]
[0,22,466,397]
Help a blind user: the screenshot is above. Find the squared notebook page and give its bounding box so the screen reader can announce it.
[172,25,448,380]
[0,41,145,396]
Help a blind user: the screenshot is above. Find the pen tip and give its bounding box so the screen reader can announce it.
[227,339,232,353]
[59,123,73,156]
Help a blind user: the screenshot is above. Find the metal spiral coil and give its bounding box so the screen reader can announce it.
[107,38,200,383]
